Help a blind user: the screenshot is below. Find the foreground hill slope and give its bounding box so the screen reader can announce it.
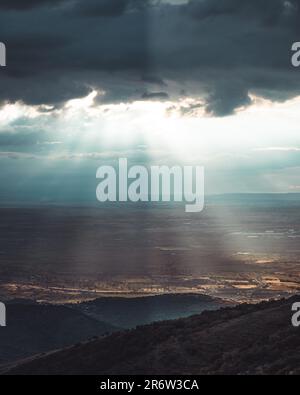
[5,296,300,375]
[0,294,225,366]
[0,302,117,365]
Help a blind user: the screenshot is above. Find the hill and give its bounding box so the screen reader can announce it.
[4,296,300,375]
[0,294,225,366]
[0,301,117,366]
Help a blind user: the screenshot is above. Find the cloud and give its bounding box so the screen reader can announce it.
[1,0,300,115]
[141,92,169,100]
[0,151,37,159]
[0,0,66,10]
[255,147,300,152]
[73,0,151,17]
[166,98,204,117]
[0,131,41,146]
[205,83,252,116]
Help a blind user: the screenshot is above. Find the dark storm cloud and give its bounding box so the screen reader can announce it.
[141,75,167,86]
[142,92,169,100]
[186,0,283,21]
[73,0,151,17]
[0,0,66,10]
[206,83,252,117]
[1,0,300,115]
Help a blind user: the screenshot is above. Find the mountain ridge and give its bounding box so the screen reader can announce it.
[4,295,300,375]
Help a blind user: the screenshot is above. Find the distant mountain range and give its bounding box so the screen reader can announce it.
[0,294,225,367]
[4,296,299,375]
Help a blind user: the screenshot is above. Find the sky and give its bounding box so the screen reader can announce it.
[1,0,300,203]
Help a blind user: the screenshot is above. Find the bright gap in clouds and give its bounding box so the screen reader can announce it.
[54,91,300,163]
[1,91,300,194]
[1,91,300,160]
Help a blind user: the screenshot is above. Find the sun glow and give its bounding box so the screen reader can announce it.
[1,91,300,166]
